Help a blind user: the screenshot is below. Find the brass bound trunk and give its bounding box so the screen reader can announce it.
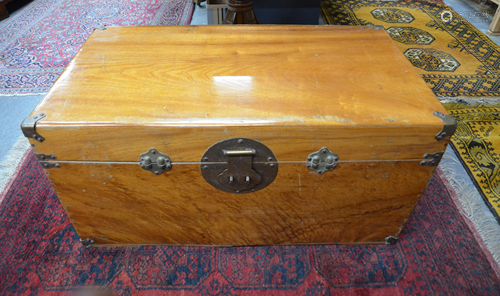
[22,25,456,247]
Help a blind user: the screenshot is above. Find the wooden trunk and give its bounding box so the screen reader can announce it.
[23,25,455,247]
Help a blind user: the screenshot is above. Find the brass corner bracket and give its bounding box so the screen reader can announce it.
[21,113,46,142]
[433,111,457,141]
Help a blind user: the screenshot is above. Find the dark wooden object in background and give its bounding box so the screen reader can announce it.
[252,0,321,24]
[223,0,258,24]
[193,0,206,7]
[0,0,14,20]
[0,0,34,21]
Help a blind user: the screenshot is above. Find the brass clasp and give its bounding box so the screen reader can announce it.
[217,150,262,192]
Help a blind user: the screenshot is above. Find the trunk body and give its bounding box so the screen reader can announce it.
[24,25,453,246]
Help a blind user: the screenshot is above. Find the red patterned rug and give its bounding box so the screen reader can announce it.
[1,151,499,295]
[0,0,194,95]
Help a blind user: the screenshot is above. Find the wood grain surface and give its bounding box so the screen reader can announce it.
[29,25,449,162]
[30,125,448,162]
[46,161,435,246]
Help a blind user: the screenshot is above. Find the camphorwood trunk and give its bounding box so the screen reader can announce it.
[24,25,454,246]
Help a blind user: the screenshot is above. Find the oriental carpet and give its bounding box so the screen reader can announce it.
[321,0,500,97]
[0,151,499,295]
[321,0,500,222]
[0,0,194,95]
[441,102,500,223]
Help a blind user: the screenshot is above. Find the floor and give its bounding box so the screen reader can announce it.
[0,0,499,164]
[443,0,500,43]
[0,0,499,269]
[0,96,43,164]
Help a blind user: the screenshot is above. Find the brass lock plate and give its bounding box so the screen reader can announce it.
[200,138,278,194]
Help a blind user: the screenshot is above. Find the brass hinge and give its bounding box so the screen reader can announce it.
[420,152,444,167]
[139,148,172,175]
[36,153,56,161]
[433,111,457,141]
[21,113,46,142]
[35,153,60,169]
[306,147,339,175]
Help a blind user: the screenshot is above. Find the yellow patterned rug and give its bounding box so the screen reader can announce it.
[443,102,500,220]
[321,0,500,221]
[321,0,500,97]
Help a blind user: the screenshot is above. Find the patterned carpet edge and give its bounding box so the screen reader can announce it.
[438,96,500,106]
[0,136,30,204]
[185,1,194,25]
[0,92,47,97]
[439,146,500,275]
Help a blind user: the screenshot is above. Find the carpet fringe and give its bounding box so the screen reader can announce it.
[439,146,500,275]
[0,136,31,204]
[438,96,500,106]
[0,93,47,97]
